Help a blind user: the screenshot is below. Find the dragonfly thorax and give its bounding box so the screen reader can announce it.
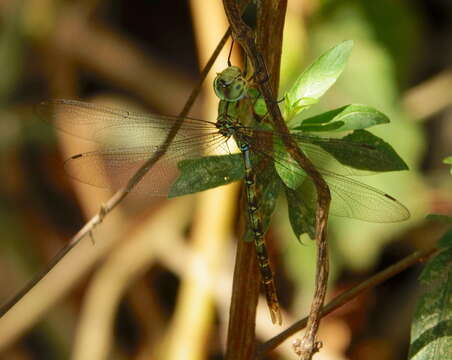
[213,66,248,102]
[216,117,253,154]
[216,116,238,137]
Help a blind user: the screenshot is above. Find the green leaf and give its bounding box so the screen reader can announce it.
[297,121,344,132]
[244,164,281,242]
[293,104,390,132]
[426,214,452,225]
[295,121,345,133]
[443,156,452,175]
[285,97,319,118]
[253,96,268,117]
[409,231,452,360]
[438,229,452,249]
[168,154,243,198]
[285,185,316,240]
[273,137,307,190]
[285,40,354,119]
[313,129,409,172]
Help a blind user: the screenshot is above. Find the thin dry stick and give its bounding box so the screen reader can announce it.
[222,1,331,358]
[71,199,191,360]
[159,1,239,357]
[0,28,231,318]
[257,246,439,357]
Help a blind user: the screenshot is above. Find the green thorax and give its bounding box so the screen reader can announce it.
[216,99,241,137]
[214,66,255,147]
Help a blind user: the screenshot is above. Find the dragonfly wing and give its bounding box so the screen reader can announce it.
[282,132,377,176]
[246,131,410,223]
[40,99,229,194]
[302,170,410,222]
[299,142,374,176]
[248,130,373,176]
[64,131,227,195]
[91,121,222,155]
[38,99,218,141]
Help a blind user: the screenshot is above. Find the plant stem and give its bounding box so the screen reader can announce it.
[223,0,287,358]
[257,246,438,356]
[225,236,260,359]
[222,1,331,358]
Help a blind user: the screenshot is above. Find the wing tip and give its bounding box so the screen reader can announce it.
[69,153,84,160]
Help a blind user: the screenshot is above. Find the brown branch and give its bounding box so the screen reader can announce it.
[222,1,331,358]
[257,246,439,357]
[224,1,286,358]
[0,28,231,318]
[225,237,260,360]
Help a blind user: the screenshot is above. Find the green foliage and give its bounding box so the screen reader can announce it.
[443,156,452,175]
[284,40,353,120]
[295,3,424,272]
[286,186,316,240]
[253,97,267,117]
[426,214,452,225]
[443,156,452,165]
[409,229,452,360]
[172,39,409,240]
[313,130,408,172]
[168,154,282,243]
[168,154,243,197]
[292,104,389,132]
[273,128,408,192]
[273,137,307,190]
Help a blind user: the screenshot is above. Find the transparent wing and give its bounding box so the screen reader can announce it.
[40,99,230,194]
[290,132,388,176]
[245,128,373,176]
[246,130,410,223]
[38,99,219,141]
[63,132,228,195]
[310,170,409,222]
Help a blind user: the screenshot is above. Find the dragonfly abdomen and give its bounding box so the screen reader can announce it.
[241,145,282,325]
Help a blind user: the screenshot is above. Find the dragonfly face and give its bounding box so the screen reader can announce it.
[213,66,248,102]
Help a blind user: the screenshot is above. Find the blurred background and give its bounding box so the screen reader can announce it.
[0,0,451,359]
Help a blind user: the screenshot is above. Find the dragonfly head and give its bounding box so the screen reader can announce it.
[213,66,247,102]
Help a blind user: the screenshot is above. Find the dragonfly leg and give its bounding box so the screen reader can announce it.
[227,39,234,67]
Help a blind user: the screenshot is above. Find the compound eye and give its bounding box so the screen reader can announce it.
[213,67,247,101]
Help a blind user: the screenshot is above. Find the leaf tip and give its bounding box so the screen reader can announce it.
[341,39,354,50]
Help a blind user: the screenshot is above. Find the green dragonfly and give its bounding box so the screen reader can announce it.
[40,66,410,324]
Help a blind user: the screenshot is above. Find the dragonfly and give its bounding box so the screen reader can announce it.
[40,66,410,325]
